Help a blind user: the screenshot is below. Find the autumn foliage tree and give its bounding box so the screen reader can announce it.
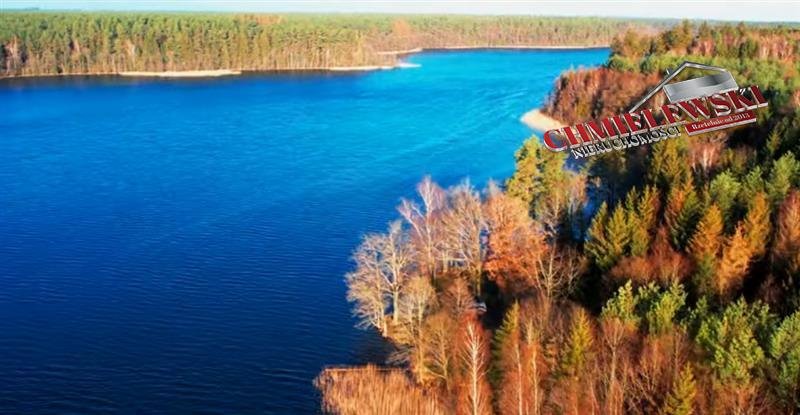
[484,184,547,296]
[326,20,800,415]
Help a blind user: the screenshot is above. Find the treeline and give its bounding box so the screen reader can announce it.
[0,12,658,77]
[545,21,800,123]
[317,22,800,414]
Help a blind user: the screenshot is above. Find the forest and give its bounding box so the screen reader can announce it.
[316,22,800,414]
[0,12,660,77]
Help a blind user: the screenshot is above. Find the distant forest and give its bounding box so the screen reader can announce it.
[0,13,661,77]
[318,22,800,414]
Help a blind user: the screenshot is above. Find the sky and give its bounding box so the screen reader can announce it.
[2,0,799,23]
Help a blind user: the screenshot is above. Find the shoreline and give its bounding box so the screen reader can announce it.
[377,44,608,55]
[520,108,565,132]
[119,69,241,78]
[0,44,607,80]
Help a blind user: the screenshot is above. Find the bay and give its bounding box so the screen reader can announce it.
[0,49,608,414]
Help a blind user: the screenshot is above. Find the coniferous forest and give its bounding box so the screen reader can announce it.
[0,13,659,77]
[318,22,800,415]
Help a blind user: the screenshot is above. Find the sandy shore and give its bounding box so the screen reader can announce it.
[376,47,424,56]
[431,44,607,51]
[329,65,396,71]
[521,109,565,132]
[119,69,241,78]
[377,44,606,55]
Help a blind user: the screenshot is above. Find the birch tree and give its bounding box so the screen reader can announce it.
[346,220,415,336]
[346,233,390,335]
[442,181,486,293]
[458,318,493,415]
[399,176,446,280]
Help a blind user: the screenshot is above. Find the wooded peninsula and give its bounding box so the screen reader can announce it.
[0,13,661,77]
[318,21,800,415]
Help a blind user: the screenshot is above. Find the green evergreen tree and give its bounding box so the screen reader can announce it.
[585,203,610,269]
[660,365,697,415]
[505,137,569,230]
[695,299,774,384]
[560,308,593,377]
[492,302,521,386]
[767,152,800,207]
[636,283,687,335]
[739,166,765,208]
[647,139,690,192]
[666,184,703,250]
[602,281,640,327]
[769,311,800,410]
[585,203,631,271]
[708,171,741,227]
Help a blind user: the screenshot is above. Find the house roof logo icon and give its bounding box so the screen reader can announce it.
[629,61,739,112]
[541,60,768,158]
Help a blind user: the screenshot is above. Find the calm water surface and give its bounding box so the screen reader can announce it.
[0,49,608,414]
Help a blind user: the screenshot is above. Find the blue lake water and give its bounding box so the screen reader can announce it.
[0,49,608,414]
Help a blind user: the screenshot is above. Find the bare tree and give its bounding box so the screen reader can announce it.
[396,275,438,366]
[458,318,493,415]
[522,318,549,415]
[442,180,486,293]
[444,277,473,317]
[400,275,438,337]
[346,220,415,336]
[536,247,585,301]
[346,234,390,335]
[399,176,446,280]
[382,220,416,325]
[422,312,457,389]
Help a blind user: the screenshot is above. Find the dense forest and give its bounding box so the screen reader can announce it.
[316,22,800,414]
[0,12,660,77]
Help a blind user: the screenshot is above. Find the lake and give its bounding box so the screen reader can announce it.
[0,49,608,414]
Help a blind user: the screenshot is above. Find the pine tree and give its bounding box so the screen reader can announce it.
[560,308,593,377]
[773,190,800,276]
[739,166,765,208]
[626,188,648,256]
[494,303,529,415]
[640,185,661,229]
[637,283,687,335]
[647,139,691,192]
[768,311,800,410]
[585,203,611,269]
[601,281,640,326]
[660,365,697,415]
[695,299,770,384]
[767,152,800,208]
[708,171,741,227]
[742,191,771,259]
[505,136,569,232]
[688,204,724,261]
[716,224,754,299]
[666,184,702,250]
[688,204,723,296]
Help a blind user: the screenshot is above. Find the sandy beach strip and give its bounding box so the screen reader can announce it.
[328,65,396,71]
[521,109,565,132]
[376,47,424,56]
[377,45,607,55]
[119,69,241,78]
[431,44,608,51]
